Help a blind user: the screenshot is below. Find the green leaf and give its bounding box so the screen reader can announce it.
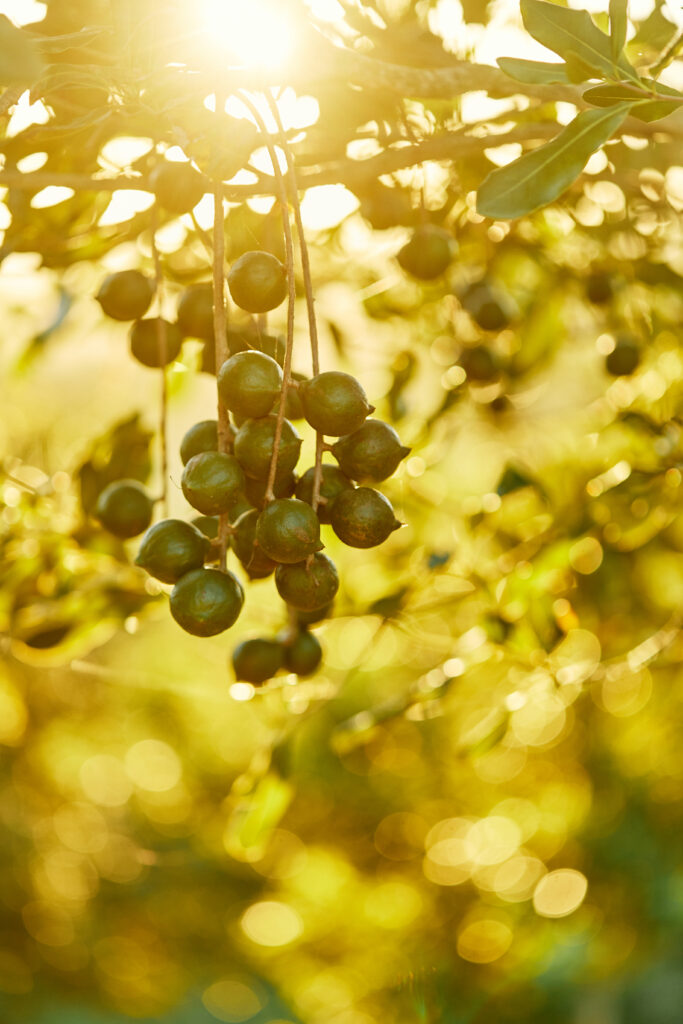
[583,83,647,105]
[521,0,637,81]
[564,49,603,83]
[497,57,571,85]
[584,78,683,120]
[476,103,632,220]
[631,98,682,122]
[609,0,628,62]
[0,15,44,85]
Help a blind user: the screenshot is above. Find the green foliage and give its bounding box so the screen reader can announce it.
[477,104,632,219]
[1,0,683,1021]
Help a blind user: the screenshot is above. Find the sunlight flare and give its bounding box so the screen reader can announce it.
[200,0,295,69]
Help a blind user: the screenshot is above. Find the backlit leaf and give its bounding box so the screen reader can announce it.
[476,104,632,220]
[521,0,638,80]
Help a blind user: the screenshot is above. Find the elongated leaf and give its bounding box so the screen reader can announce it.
[476,103,632,220]
[564,49,602,83]
[497,57,571,85]
[0,15,44,84]
[583,83,648,105]
[609,0,628,62]
[584,78,683,120]
[521,0,637,80]
[631,98,682,122]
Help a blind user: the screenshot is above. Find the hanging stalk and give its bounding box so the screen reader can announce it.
[150,202,168,517]
[264,90,325,512]
[212,177,232,570]
[237,91,297,504]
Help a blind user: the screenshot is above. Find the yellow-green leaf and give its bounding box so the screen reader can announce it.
[609,0,628,62]
[476,104,632,220]
[521,0,637,81]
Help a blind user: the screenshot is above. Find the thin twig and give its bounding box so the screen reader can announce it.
[212,177,231,571]
[237,92,297,505]
[150,203,168,518]
[264,90,325,513]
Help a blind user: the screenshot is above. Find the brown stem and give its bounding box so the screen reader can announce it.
[212,178,231,571]
[0,118,673,200]
[150,203,168,518]
[237,92,297,505]
[264,91,325,512]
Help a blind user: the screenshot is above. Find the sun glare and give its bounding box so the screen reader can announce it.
[200,0,295,69]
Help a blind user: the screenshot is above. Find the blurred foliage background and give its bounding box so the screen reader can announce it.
[1,0,683,1021]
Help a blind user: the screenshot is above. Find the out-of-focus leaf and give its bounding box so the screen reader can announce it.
[17,287,72,367]
[477,104,632,220]
[224,774,293,859]
[368,587,410,619]
[497,466,535,496]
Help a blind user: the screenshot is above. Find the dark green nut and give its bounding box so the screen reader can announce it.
[256,498,322,564]
[586,271,614,305]
[606,335,640,376]
[129,318,183,368]
[295,464,354,525]
[459,346,501,382]
[359,183,414,231]
[244,470,297,510]
[296,602,333,627]
[135,518,209,583]
[283,629,323,676]
[181,451,245,516]
[228,251,287,314]
[228,495,255,525]
[330,486,402,548]
[298,371,374,436]
[332,419,410,483]
[226,325,286,367]
[170,567,244,636]
[199,340,217,375]
[232,638,284,684]
[275,552,339,611]
[96,270,154,321]
[217,351,283,419]
[274,373,307,421]
[149,160,206,215]
[234,415,302,481]
[180,420,219,465]
[177,283,214,341]
[461,283,514,332]
[95,480,154,539]
[192,515,219,540]
[256,333,286,367]
[397,225,456,281]
[230,508,277,579]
